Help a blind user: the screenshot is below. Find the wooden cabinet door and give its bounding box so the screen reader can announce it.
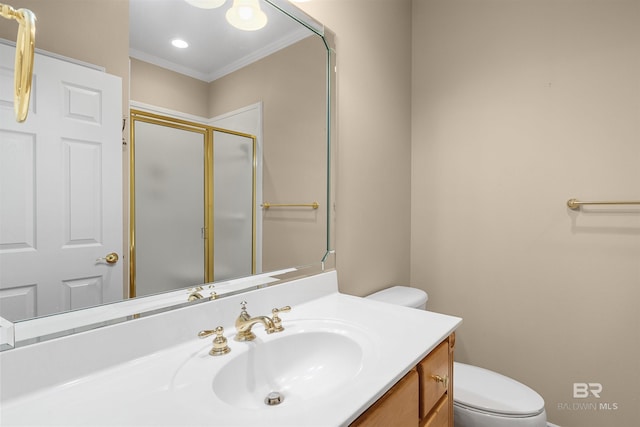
[417,340,449,420]
[422,395,449,427]
[351,369,419,427]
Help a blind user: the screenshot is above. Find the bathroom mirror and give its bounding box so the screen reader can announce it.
[0,0,335,349]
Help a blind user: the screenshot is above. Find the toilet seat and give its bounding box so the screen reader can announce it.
[453,362,545,417]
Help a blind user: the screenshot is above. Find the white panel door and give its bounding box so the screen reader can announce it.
[0,44,123,321]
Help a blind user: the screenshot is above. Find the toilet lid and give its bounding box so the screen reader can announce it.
[454,362,545,416]
[366,286,427,308]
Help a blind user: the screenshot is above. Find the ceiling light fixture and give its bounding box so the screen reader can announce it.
[226,0,267,31]
[184,0,226,9]
[171,38,189,48]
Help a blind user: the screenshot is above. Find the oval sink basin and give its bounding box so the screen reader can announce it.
[213,330,364,409]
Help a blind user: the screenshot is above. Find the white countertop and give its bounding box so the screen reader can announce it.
[0,271,461,426]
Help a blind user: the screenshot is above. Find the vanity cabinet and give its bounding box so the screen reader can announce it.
[351,334,454,427]
[350,369,419,426]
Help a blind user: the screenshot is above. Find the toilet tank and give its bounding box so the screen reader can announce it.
[366,286,428,310]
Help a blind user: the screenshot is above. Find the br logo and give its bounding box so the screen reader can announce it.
[573,383,602,398]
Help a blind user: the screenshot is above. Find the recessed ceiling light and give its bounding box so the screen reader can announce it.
[171,39,189,49]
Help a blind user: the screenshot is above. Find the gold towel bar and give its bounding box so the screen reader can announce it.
[567,198,640,210]
[262,202,319,209]
[0,3,36,122]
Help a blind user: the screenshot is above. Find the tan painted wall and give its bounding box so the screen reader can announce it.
[297,0,413,295]
[130,58,209,117]
[411,1,640,426]
[303,0,638,425]
[208,36,328,272]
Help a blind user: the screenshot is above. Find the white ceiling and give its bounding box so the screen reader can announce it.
[129,0,314,82]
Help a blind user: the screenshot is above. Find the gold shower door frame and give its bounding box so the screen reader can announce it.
[129,109,257,297]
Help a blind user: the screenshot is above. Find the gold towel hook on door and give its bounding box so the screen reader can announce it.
[0,3,36,122]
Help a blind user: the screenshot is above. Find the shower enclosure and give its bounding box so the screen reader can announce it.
[130,110,257,297]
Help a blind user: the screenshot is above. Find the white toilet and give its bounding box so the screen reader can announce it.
[366,286,547,427]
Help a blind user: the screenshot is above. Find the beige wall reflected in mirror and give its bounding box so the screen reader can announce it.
[0,0,335,345]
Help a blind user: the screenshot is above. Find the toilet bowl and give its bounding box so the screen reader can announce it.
[453,362,546,427]
[366,286,547,427]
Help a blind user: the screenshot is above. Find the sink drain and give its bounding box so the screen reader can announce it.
[264,391,284,406]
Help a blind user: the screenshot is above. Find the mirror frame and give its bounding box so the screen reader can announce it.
[0,0,336,351]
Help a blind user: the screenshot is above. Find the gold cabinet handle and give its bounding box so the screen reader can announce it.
[432,374,449,388]
[97,252,119,264]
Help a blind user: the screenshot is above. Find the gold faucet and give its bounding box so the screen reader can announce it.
[235,301,276,342]
[187,285,217,302]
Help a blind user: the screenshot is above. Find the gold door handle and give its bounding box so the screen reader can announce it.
[97,252,119,264]
[432,374,449,388]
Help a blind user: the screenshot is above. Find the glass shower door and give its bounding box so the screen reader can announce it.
[133,120,206,296]
[212,130,256,281]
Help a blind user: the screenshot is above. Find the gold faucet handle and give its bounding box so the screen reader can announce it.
[198,326,231,356]
[198,328,216,339]
[271,306,291,332]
